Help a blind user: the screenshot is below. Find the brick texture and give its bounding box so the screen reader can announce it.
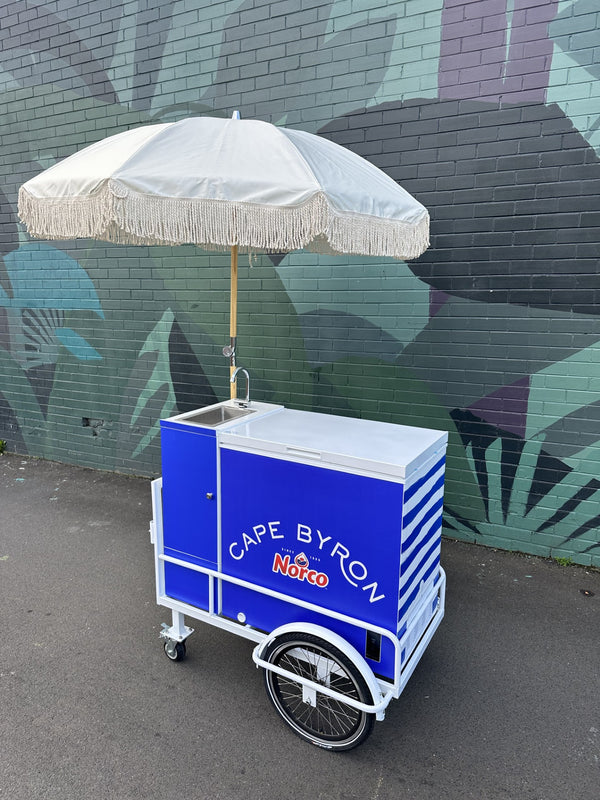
[0,0,598,567]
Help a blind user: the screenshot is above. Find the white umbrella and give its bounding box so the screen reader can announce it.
[18,114,429,396]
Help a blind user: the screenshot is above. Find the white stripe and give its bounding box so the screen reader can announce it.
[401,507,443,570]
[398,547,441,626]
[402,485,444,546]
[403,462,445,516]
[400,540,441,595]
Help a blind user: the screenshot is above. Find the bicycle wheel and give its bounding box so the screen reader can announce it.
[263,632,374,751]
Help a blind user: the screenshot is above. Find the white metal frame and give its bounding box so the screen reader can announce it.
[151,478,445,722]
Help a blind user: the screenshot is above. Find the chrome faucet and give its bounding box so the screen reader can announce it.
[230,367,250,406]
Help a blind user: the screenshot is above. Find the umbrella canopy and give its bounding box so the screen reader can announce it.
[18,115,429,258]
[18,115,429,397]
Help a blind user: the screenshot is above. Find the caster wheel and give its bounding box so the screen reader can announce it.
[164,640,186,662]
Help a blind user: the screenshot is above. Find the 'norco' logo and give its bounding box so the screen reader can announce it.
[272,552,329,588]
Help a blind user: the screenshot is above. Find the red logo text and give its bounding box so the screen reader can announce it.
[272,552,329,587]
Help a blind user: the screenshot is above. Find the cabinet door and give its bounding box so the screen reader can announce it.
[161,426,218,567]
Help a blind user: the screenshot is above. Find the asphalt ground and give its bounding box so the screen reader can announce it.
[1,453,598,800]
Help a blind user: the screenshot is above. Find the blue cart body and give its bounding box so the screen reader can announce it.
[158,403,447,683]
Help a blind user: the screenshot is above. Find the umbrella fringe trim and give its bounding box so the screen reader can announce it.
[113,188,331,253]
[323,210,429,261]
[18,184,430,260]
[18,184,117,242]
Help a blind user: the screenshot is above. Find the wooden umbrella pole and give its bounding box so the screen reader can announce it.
[229,244,238,399]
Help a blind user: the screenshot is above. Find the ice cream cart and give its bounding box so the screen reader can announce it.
[150,397,447,751]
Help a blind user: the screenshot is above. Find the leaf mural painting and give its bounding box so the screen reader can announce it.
[319,100,600,314]
[550,0,600,82]
[119,308,218,463]
[201,0,397,128]
[0,0,118,103]
[0,242,105,423]
[447,431,600,562]
[0,345,45,454]
[129,309,178,459]
[0,242,104,368]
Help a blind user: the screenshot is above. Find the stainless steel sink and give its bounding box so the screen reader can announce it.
[183,404,255,427]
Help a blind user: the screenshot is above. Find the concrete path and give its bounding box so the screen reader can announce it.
[1,454,598,800]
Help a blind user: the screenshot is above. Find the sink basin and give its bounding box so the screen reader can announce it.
[183,405,255,427]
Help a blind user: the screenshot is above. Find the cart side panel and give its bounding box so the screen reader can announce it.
[398,453,446,655]
[222,582,399,681]
[219,447,403,633]
[160,423,218,568]
[400,454,445,557]
[163,561,211,611]
[399,453,445,618]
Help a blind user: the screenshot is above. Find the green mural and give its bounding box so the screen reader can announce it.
[1,1,599,567]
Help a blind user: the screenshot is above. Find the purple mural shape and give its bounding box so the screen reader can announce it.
[429,288,450,319]
[439,0,559,103]
[467,375,530,439]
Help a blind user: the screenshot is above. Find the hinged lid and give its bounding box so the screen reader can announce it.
[218,408,447,482]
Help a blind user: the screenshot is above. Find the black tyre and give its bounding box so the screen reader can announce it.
[263,633,374,751]
[164,640,186,662]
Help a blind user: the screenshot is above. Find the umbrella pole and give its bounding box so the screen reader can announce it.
[229,245,238,399]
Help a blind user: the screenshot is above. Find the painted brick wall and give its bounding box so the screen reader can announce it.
[1,0,599,567]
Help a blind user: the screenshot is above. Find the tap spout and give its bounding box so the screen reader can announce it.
[230,367,250,406]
